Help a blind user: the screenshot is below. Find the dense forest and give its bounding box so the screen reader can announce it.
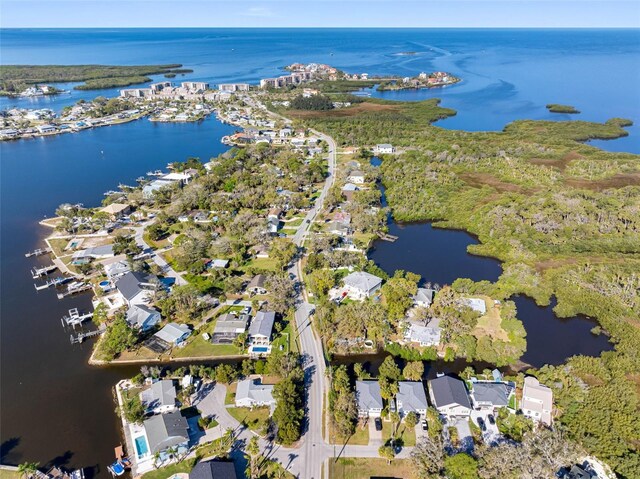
[301,98,640,477]
[0,64,193,92]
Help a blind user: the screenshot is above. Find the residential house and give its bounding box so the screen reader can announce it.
[190,460,238,479]
[251,244,269,258]
[406,320,442,347]
[72,244,115,262]
[347,170,366,184]
[470,382,512,410]
[428,375,472,418]
[396,381,429,417]
[521,376,553,426]
[154,322,192,347]
[461,297,487,314]
[208,259,229,269]
[413,288,435,308]
[375,144,395,154]
[143,411,189,457]
[142,179,175,199]
[267,217,280,234]
[140,379,178,414]
[341,183,359,201]
[247,274,268,294]
[101,255,131,281]
[327,221,350,237]
[115,271,157,306]
[342,271,383,300]
[211,313,248,344]
[248,311,276,356]
[355,380,383,418]
[98,203,131,220]
[235,378,276,408]
[126,304,161,331]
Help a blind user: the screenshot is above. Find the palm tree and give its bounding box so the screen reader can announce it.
[17,462,39,479]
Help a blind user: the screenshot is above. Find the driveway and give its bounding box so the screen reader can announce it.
[470,409,501,445]
[451,417,474,453]
[368,419,383,447]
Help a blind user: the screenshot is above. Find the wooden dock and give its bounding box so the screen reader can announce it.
[70,325,106,344]
[25,247,52,258]
[378,233,399,242]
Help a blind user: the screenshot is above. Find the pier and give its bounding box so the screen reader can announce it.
[31,264,57,279]
[25,247,52,258]
[61,308,93,328]
[70,325,106,344]
[57,281,92,299]
[378,233,399,242]
[34,276,69,291]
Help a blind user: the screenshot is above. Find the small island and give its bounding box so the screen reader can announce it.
[546,103,580,114]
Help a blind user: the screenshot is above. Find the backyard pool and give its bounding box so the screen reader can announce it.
[134,435,149,458]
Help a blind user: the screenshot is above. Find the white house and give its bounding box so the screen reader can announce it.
[342,271,383,300]
[154,322,192,347]
[406,321,442,347]
[428,375,472,418]
[143,411,189,459]
[140,379,178,414]
[414,288,435,308]
[126,304,161,331]
[347,170,365,184]
[355,380,383,418]
[470,382,512,410]
[521,376,553,426]
[248,311,275,356]
[396,381,429,417]
[461,297,487,314]
[115,271,157,307]
[235,378,276,408]
[247,274,268,294]
[375,144,395,154]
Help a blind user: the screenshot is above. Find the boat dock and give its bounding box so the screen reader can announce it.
[70,325,106,344]
[57,281,92,299]
[25,247,52,258]
[34,276,69,291]
[31,264,57,279]
[61,308,93,328]
[379,233,399,242]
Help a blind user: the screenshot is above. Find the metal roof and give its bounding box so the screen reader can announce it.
[143,411,189,454]
[396,381,429,412]
[429,375,472,409]
[355,380,383,411]
[248,311,275,338]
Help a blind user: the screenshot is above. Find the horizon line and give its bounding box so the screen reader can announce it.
[2,26,640,29]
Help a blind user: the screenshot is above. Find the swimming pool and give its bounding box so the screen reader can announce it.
[252,346,269,353]
[134,436,149,457]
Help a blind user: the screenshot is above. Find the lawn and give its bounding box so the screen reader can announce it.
[382,421,416,447]
[329,458,415,479]
[227,406,270,435]
[244,256,279,272]
[173,334,242,358]
[0,469,20,479]
[139,459,196,479]
[330,421,370,446]
[225,382,237,405]
[473,296,509,342]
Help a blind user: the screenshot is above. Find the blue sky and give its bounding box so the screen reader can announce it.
[1,0,639,28]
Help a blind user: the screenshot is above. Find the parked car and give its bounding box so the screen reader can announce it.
[421,419,428,431]
[374,418,382,431]
[242,306,251,315]
[487,414,495,425]
[477,417,487,432]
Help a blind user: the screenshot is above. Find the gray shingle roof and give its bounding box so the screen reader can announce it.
[141,380,176,409]
[472,382,509,407]
[190,460,237,479]
[414,288,435,305]
[154,322,191,344]
[429,376,471,409]
[249,311,275,338]
[396,381,428,413]
[355,380,383,411]
[343,271,383,293]
[126,304,160,329]
[248,274,267,289]
[115,271,155,302]
[144,411,189,454]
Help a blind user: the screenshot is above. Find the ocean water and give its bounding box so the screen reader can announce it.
[0,28,638,472]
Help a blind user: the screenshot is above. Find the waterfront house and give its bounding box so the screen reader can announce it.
[396,381,429,417]
[115,271,157,306]
[375,144,395,154]
[461,297,487,314]
[140,379,178,414]
[143,411,189,457]
[406,320,442,347]
[211,313,248,344]
[327,221,351,237]
[235,378,276,408]
[247,274,268,295]
[0,129,19,139]
[342,271,383,300]
[102,255,131,281]
[126,304,161,332]
[428,375,472,418]
[248,311,276,356]
[470,382,512,410]
[154,322,192,347]
[414,288,435,308]
[190,460,238,479]
[72,244,115,263]
[521,376,553,426]
[355,380,383,418]
[36,124,57,134]
[99,203,131,220]
[347,170,366,184]
[143,179,175,199]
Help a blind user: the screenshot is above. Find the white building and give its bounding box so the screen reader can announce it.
[396,381,429,417]
[355,380,383,418]
[342,271,383,300]
[248,311,275,356]
[154,322,192,347]
[126,304,161,331]
[235,378,276,408]
[461,297,487,314]
[428,375,472,418]
[140,379,178,415]
[375,144,395,154]
[521,376,553,426]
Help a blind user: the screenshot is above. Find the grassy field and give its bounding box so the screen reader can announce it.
[139,460,195,479]
[227,406,270,434]
[243,256,279,272]
[473,296,509,341]
[382,421,416,447]
[329,458,415,479]
[173,334,241,358]
[329,421,370,446]
[225,382,237,405]
[0,469,20,479]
